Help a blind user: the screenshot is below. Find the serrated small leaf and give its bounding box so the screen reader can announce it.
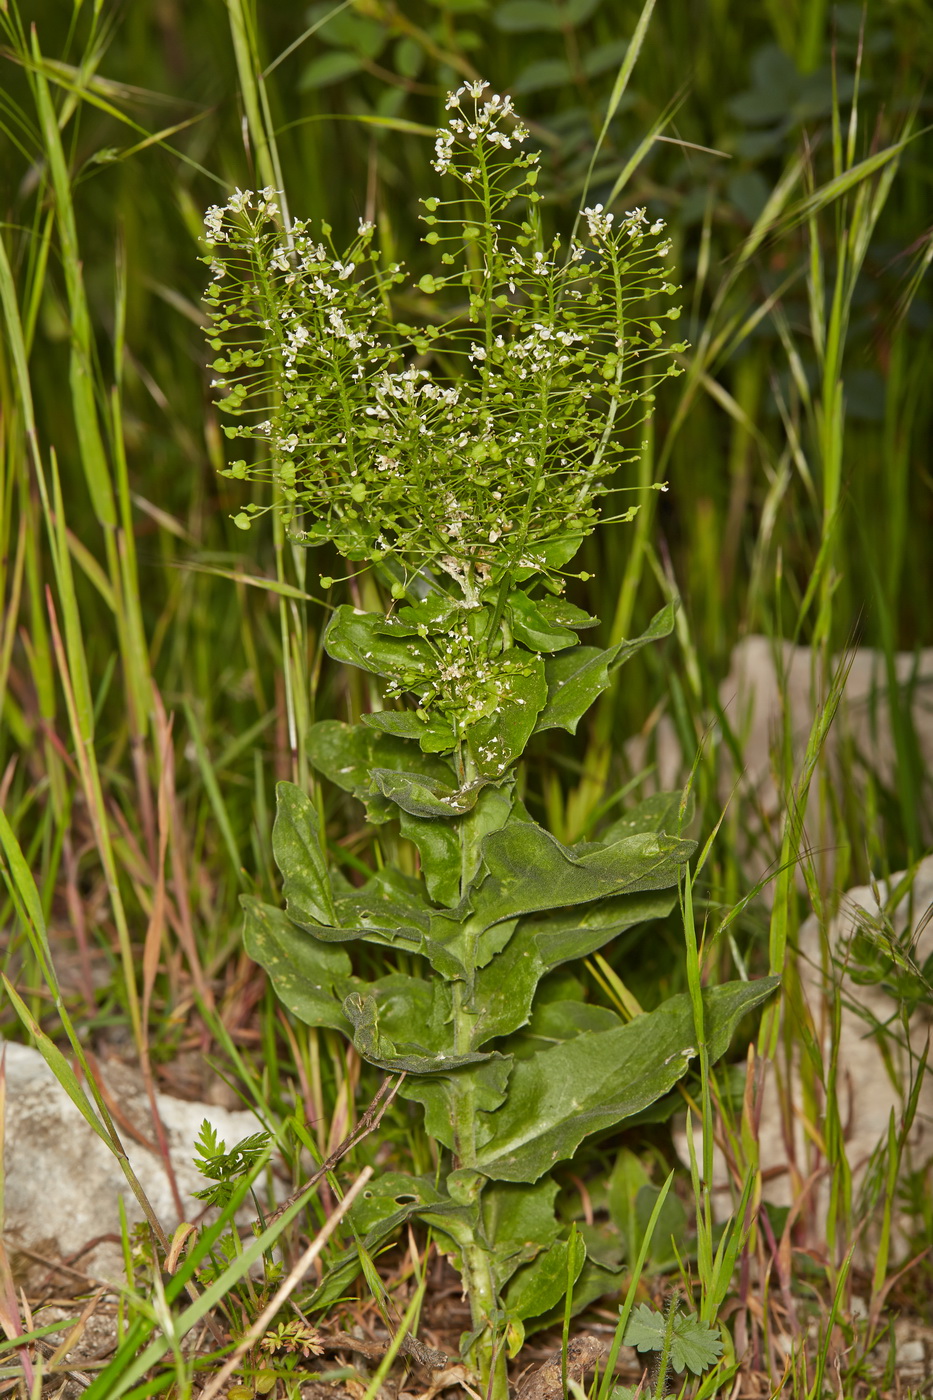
[622,1303,723,1376]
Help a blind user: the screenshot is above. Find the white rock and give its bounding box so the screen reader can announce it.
[1,1039,268,1289]
[673,854,933,1259]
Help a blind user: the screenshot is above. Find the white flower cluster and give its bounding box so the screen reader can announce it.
[203,186,280,244]
[432,79,531,176]
[583,203,670,252]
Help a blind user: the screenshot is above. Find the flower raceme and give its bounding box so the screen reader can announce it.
[202,84,684,599]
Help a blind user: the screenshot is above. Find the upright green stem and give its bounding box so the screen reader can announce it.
[449,749,509,1400]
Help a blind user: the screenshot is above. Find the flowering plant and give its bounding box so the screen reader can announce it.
[203,81,776,1397]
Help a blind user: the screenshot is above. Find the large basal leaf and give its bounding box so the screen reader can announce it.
[534,602,675,734]
[504,1232,586,1322]
[470,814,693,928]
[475,978,780,1182]
[273,782,336,926]
[470,889,677,1047]
[242,897,352,1030]
[306,1183,474,1313]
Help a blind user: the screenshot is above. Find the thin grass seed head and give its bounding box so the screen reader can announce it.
[202,85,684,602]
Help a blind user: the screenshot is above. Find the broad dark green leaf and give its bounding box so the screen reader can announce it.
[470,888,677,1047]
[344,991,491,1073]
[534,602,675,734]
[370,768,478,817]
[465,652,547,779]
[507,593,596,651]
[527,999,621,1043]
[504,1233,586,1321]
[399,1057,513,1152]
[401,783,514,908]
[600,790,687,843]
[475,979,779,1181]
[298,51,364,91]
[493,0,565,31]
[306,1189,472,1313]
[583,36,628,76]
[471,814,693,928]
[362,710,457,755]
[324,605,434,686]
[273,781,336,926]
[241,898,352,1030]
[307,720,456,822]
[484,1177,562,1288]
[512,58,573,95]
[350,1172,446,1236]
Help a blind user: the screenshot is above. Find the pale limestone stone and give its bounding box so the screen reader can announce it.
[1,1039,267,1289]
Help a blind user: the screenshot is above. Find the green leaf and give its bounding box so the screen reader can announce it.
[343,990,493,1073]
[307,720,456,821]
[298,51,365,90]
[622,1302,724,1376]
[472,815,693,927]
[600,790,690,843]
[527,999,621,1043]
[401,783,514,907]
[241,898,353,1030]
[507,593,596,652]
[349,1172,446,1237]
[273,781,336,926]
[564,0,604,21]
[504,1233,586,1321]
[470,889,677,1047]
[483,1177,562,1288]
[493,0,564,31]
[324,605,434,686]
[583,37,628,76]
[534,603,674,734]
[474,979,779,1182]
[399,1058,513,1152]
[465,653,547,779]
[363,709,459,754]
[370,768,478,818]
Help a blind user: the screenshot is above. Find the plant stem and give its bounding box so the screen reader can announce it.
[449,751,509,1400]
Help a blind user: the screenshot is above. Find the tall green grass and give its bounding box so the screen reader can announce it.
[1,0,931,1393]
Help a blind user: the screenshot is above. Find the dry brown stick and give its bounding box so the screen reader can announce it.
[260,1072,405,1229]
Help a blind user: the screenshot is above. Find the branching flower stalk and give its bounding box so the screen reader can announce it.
[202,80,778,1400]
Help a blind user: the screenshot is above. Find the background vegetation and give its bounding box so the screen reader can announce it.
[1,0,931,1395]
